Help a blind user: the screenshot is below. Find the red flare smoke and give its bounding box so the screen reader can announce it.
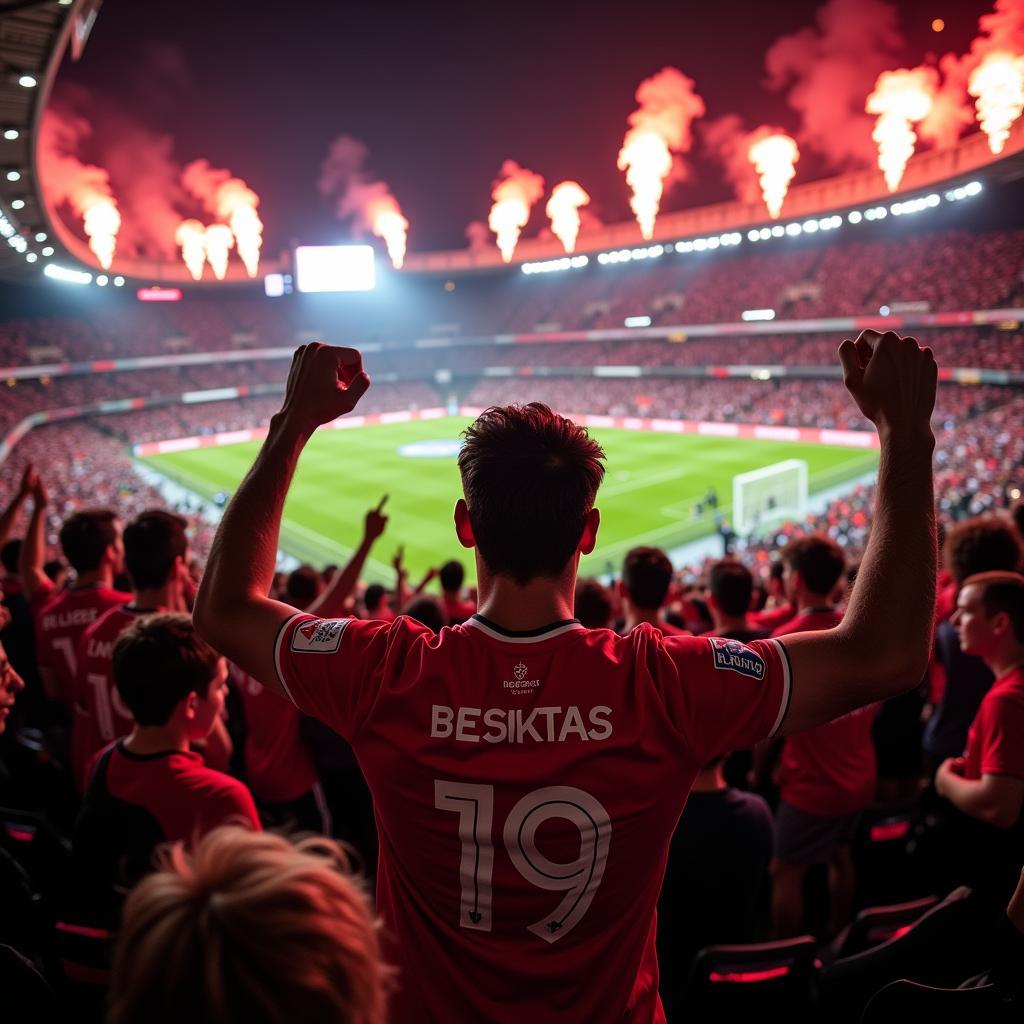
[969,50,1024,152]
[204,223,234,280]
[182,160,263,277]
[488,160,544,262]
[618,67,705,239]
[546,182,591,254]
[866,67,937,191]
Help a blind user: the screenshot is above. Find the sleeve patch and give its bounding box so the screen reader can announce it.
[290,618,350,654]
[708,637,766,680]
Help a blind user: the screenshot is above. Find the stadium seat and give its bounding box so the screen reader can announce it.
[0,845,49,961]
[0,806,73,906]
[831,895,940,960]
[852,800,925,907]
[684,935,820,1019]
[53,921,114,1024]
[861,978,1011,1023]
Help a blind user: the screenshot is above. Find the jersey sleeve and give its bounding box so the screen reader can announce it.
[978,696,1024,780]
[654,633,791,766]
[272,613,429,741]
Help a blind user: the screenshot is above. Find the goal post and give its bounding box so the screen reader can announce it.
[733,459,808,536]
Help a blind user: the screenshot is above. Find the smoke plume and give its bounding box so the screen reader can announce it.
[488,160,544,262]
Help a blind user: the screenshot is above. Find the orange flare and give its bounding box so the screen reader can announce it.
[617,132,672,239]
[866,67,937,191]
[747,132,799,218]
[488,160,544,263]
[81,197,120,269]
[545,181,591,253]
[175,219,207,281]
[366,193,409,269]
[204,223,234,280]
[968,51,1024,154]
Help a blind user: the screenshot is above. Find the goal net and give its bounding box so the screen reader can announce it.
[733,459,808,537]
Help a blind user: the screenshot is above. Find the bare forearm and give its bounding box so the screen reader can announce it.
[0,494,26,549]
[307,536,374,617]
[197,414,309,614]
[942,774,1003,825]
[841,430,936,683]
[19,504,49,599]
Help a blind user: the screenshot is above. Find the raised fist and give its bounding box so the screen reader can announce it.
[279,342,370,434]
[838,330,937,441]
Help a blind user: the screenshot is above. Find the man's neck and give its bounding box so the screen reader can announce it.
[72,567,112,590]
[989,646,1024,680]
[796,592,834,616]
[623,606,666,631]
[712,614,751,634]
[132,583,178,611]
[475,573,575,632]
[123,724,189,756]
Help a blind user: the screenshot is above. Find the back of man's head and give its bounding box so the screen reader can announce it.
[113,612,220,727]
[962,571,1024,644]
[708,561,754,619]
[364,584,386,614]
[622,547,674,611]
[109,827,388,1024]
[1,539,21,575]
[286,565,322,608]
[574,578,614,629]
[123,510,189,591]
[944,515,1022,585]
[439,560,465,594]
[458,404,605,585]
[59,509,120,574]
[781,535,845,599]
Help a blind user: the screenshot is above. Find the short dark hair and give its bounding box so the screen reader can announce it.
[1,539,21,574]
[59,509,120,573]
[622,547,673,611]
[364,584,386,613]
[944,516,1021,585]
[964,571,1024,644]
[123,511,189,591]
[286,565,322,607]
[781,535,845,597]
[458,404,605,585]
[574,578,613,629]
[709,561,753,618]
[439,560,465,593]
[404,596,445,632]
[113,613,222,726]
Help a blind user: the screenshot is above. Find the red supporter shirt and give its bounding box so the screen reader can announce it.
[442,593,477,625]
[963,666,1024,788]
[35,585,130,709]
[232,665,319,804]
[752,603,796,632]
[72,604,153,790]
[772,609,878,816]
[273,612,792,1024]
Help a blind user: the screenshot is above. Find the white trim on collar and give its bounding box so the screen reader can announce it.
[464,617,585,644]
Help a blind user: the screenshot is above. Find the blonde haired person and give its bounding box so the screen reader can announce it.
[108,826,390,1024]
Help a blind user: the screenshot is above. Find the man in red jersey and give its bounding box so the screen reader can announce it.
[768,535,877,937]
[935,571,1024,904]
[196,331,937,1024]
[19,475,129,712]
[73,509,198,790]
[72,613,260,927]
[700,560,769,643]
[619,546,689,635]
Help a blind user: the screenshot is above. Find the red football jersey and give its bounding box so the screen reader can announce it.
[442,593,477,625]
[35,585,130,709]
[72,604,152,790]
[273,612,791,1024]
[231,665,319,804]
[963,666,1024,784]
[772,609,878,815]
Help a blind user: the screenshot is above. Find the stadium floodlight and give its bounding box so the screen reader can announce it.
[18,75,37,89]
[733,459,808,537]
[847,210,862,224]
[10,199,24,210]
[5,170,21,182]
[3,129,19,141]
[25,252,36,263]
[771,225,784,237]
[295,244,375,292]
[113,276,125,287]
[624,315,652,328]
[879,305,891,316]
[41,246,53,256]
[96,275,108,286]
[741,308,776,321]
[803,220,819,233]
[965,180,982,196]
[34,232,46,241]
[44,263,92,285]
[747,229,760,241]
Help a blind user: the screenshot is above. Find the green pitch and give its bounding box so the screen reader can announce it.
[141,417,877,582]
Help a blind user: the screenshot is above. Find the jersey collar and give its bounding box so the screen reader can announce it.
[466,614,585,644]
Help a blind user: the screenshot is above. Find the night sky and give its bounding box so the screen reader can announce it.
[51,0,997,254]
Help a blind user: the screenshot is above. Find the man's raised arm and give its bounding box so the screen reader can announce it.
[193,344,370,696]
[777,330,938,735]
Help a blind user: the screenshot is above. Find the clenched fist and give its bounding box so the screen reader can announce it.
[278,342,371,434]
